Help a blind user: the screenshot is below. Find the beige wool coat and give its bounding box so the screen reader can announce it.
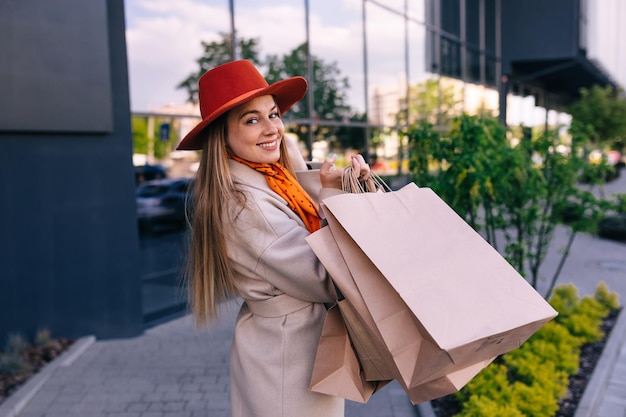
[226,160,344,417]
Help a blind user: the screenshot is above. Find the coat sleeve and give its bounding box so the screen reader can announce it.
[226,190,337,304]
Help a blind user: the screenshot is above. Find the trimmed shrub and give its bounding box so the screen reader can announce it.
[448,282,620,417]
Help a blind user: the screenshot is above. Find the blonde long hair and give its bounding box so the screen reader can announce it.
[186,111,296,325]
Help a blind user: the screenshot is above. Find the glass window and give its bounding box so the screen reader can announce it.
[485,54,497,87]
[441,0,461,38]
[365,1,407,128]
[440,36,462,79]
[466,46,481,83]
[309,0,365,115]
[485,0,496,54]
[466,0,480,49]
[234,0,307,58]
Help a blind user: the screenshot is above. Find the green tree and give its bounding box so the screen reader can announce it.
[407,115,608,294]
[177,33,263,103]
[132,116,179,161]
[568,85,626,153]
[132,116,149,156]
[265,43,351,121]
[265,43,364,152]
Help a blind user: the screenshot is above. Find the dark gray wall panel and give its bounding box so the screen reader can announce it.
[501,0,579,73]
[0,0,113,132]
[0,0,143,341]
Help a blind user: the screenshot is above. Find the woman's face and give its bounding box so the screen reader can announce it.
[226,95,284,163]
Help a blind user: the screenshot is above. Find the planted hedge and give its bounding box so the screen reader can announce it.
[438,282,620,417]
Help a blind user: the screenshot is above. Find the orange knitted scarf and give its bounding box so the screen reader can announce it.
[229,155,321,233]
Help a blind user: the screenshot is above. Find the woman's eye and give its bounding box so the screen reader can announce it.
[269,112,280,119]
[245,118,258,124]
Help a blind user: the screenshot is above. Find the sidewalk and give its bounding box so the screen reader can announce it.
[0,298,416,417]
[2,182,625,417]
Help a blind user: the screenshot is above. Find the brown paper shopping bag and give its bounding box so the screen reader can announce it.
[404,355,495,404]
[307,227,397,382]
[309,305,378,403]
[318,183,557,388]
[306,220,498,404]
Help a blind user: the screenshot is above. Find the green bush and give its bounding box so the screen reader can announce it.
[34,328,52,348]
[0,333,30,375]
[0,352,29,375]
[450,282,620,417]
[5,333,27,356]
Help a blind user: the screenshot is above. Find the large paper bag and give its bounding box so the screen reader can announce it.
[307,227,397,382]
[319,183,557,387]
[307,224,497,403]
[404,355,495,404]
[309,305,378,403]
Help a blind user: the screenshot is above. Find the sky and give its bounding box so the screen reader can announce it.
[124,0,626,125]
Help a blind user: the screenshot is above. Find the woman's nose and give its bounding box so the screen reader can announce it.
[263,118,280,135]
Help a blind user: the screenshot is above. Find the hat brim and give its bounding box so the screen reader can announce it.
[176,76,307,150]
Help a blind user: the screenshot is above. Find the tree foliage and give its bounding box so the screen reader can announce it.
[407,115,610,293]
[265,43,352,122]
[567,85,626,152]
[264,43,365,151]
[132,116,178,160]
[177,33,263,103]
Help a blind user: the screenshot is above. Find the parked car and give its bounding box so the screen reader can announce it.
[134,164,168,185]
[136,178,194,233]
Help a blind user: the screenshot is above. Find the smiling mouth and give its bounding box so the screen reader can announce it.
[258,140,278,149]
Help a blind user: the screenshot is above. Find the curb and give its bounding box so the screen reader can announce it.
[574,307,626,417]
[414,401,436,417]
[0,335,96,417]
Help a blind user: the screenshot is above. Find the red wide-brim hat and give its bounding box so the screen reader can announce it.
[176,60,308,150]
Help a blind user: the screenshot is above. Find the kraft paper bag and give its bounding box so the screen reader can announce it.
[404,356,496,404]
[318,183,557,388]
[309,305,378,403]
[306,227,397,382]
[306,223,498,403]
[321,208,449,386]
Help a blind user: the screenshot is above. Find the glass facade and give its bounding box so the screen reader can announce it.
[131,0,589,174]
[266,0,504,171]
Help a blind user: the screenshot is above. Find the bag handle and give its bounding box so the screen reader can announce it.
[341,166,392,194]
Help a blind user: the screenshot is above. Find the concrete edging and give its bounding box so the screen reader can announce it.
[0,335,96,417]
[415,401,437,417]
[574,307,626,417]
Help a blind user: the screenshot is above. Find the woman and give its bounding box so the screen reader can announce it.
[176,60,370,417]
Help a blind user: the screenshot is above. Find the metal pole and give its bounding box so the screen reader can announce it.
[398,0,410,175]
[544,93,550,132]
[229,0,237,60]
[362,0,371,161]
[496,0,504,124]
[304,0,314,158]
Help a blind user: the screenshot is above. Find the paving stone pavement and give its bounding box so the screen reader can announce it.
[1,299,417,417]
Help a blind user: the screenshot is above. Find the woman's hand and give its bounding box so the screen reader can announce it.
[319,153,370,189]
